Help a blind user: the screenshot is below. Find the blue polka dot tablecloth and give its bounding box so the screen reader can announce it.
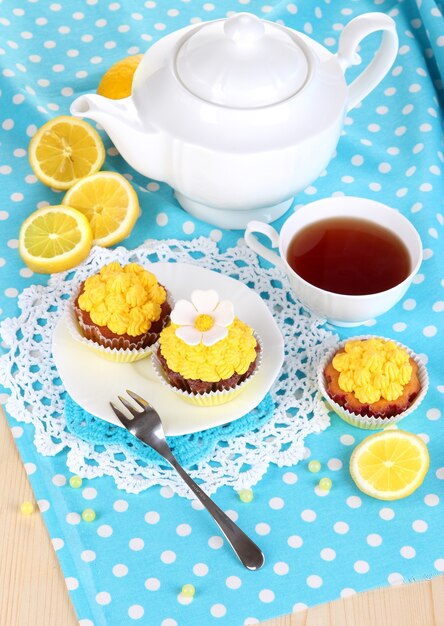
[1,1,444,625]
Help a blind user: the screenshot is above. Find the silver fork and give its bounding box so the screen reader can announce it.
[110,390,265,571]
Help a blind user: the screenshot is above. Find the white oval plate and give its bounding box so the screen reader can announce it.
[52,262,284,436]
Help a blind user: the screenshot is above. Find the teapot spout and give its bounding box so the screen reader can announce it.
[70,94,165,180]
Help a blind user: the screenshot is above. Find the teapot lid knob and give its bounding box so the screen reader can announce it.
[224,13,265,43]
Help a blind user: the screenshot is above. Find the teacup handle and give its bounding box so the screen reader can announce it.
[337,13,398,112]
[244,221,286,271]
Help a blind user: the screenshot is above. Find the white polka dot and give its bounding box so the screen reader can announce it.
[193,563,208,576]
[351,154,364,166]
[11,426,23,438]
[403,299,416,310]
[292,603,307,612]
[145,577,160,590]
[156,212,168,226]
[226,575,242,588]
[145,511,160,524]
[211,603,227,617]
[354,560,370,573]
[81,550,96,562]
[379,507,395,520]
[82,487,97,500]
[161,621,177,626]
[66,512,81,525]
[282,471,298,484]
[51,538,64,551]
[273,561,290,575]
[388,572,404,586]
[210,229,223,242]
[288,535,303,548]
[11,193,23,202]
[20,268,34,278]
[128,605,144,620]
[340,588,356,597]
[2,119,14,130]
[259,589,275,602]
[129,538,144,551]
[434,559,444,572]
[208,535,224,549]
[340,434,355,445]
[65,577,79,590]
[161,550,176,564]
[96,592,111,605]
[334,521,349,534]
[433,301,444,312]
[400,546,416,559]
[306,575,323,588]
[424,494,439,506]
[269,497,284,510]
[427,408,441,420]
[393,322,407,332]
[367,533,383,547]
[50,473,65,486]
[37,500,51,513]
[112,563,128,577]
[412,520,428,533]
[301,509,316,522]
[328,458,342,470]
[0,166,12,174]
[176,523,191,536]
[97,524,113,537]
[320,548,336,561]
[113,499,128,512]
[191,500,204,510]
[24,462,36,475]
[160,486,174,499]
[423,325,437,337]
[436,467,444,479]
[182,221,195,235]
[255,523,270,535]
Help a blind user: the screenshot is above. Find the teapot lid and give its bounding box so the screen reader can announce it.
[175,13,310,109]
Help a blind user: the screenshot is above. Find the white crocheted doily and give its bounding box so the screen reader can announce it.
[0,238,336,497]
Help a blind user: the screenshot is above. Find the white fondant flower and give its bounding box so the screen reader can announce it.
[171,289,234,347]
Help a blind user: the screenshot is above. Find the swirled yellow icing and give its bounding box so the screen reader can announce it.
[332,338,413,404]
[159,319,257,382]
[77,262,166,336]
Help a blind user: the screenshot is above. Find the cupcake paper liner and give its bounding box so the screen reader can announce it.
[152,335,263,407]
[317,335,429,430]
[66,300,155,363]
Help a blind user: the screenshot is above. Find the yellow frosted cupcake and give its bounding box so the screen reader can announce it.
[154,289,261,405]
[70,262,171,361]
[318,336,428,429]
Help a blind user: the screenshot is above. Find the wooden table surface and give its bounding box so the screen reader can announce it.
[1,408,443,626]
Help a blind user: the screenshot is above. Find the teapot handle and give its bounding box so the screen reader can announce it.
[337,13,398,112]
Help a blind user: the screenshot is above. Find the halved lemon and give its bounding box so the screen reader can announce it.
[62,171,140,247]
[97,54,143,100]
[19,205,93,274]
[350,429,429,501]
[28,116,105,190]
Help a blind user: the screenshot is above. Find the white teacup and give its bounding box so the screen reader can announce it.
[244,196,422,326]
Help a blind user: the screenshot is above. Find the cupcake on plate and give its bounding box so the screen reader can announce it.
[68,261,171,362]
[154,289,261,406]
[318,336,428,429]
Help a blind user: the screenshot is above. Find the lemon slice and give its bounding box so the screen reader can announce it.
[350,429,429,500]
[97,54,143,100]
[19,205,93,274]
[62,171,140,247]
[28,116,105,190]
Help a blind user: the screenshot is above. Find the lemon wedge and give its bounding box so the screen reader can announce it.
[62,171,140,247]
[97,54,143,99]
[350,429,429,500]
[28,116,105,190]
[19,205,93,274]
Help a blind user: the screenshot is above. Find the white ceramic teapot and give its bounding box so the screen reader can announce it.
[70,12,398,229]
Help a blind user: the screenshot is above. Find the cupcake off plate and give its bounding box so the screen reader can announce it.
[52,262,284,436]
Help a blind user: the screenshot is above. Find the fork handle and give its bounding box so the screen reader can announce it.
[166,454,265,570]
